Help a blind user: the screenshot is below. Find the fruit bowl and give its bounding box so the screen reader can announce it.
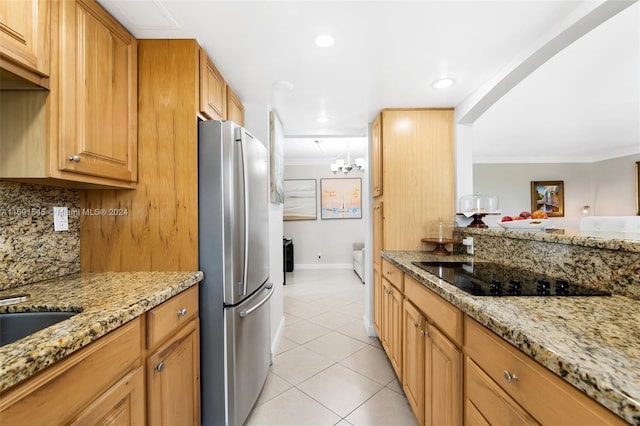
[498,219,550,230]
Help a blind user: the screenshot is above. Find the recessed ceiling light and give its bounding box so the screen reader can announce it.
[314,34,335,48]
[315,115,330,123]
[273,80,294,91]
[432,78,455,89]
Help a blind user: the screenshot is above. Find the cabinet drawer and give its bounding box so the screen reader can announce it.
[382,258,403,291]
[405,275,462,346]
[147,285,199,349]
[465,357,538,425]
[464,317,625,425]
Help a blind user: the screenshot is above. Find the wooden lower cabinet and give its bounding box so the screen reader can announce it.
[402,298,463,426]
[373,267,382,336]
[464,357,537,426]
[381,277,403,379]
[146,285,201,426]
[0,288,201,426]
[147,318,200,426]
[0,319,143,425]
[464,317,625,425]
[403,301,425,425]
[70,366,145,426]
[427,324,463,426]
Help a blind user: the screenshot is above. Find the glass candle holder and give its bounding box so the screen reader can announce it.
[458,192,499,213]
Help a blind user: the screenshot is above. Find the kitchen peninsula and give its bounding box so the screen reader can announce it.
[378,226,639,425]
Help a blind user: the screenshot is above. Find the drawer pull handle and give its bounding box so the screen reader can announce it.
[155,362,165,372]
[503,370,518,383]
[68,155,81,162]
[177,308,187,316]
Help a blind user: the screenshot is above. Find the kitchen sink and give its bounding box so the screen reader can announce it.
[0,312,78,347]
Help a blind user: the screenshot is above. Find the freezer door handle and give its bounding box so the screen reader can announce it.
[237,126,250,297]
[239,283,274,318]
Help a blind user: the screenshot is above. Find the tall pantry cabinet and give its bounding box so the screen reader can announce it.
[371,108,455,425]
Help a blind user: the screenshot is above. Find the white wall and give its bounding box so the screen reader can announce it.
[474,153,640,230]
[284,164,366,268]
[243,104,285,355]
[592,154,640,216]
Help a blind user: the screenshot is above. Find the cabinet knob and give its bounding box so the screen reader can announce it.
[420,330,427,337]
[177,308,187,316]
[503,370,518,383]
[68,155,81,162]
[414,322,420,328]
[155,362,165,372]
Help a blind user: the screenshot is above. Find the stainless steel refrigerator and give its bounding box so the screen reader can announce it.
[198,120,273,426]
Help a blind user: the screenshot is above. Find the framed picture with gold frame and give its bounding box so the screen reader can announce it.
[531,180,564,217]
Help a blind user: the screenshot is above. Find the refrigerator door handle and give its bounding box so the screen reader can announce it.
[237,127,250,296]
[239,283,274,318]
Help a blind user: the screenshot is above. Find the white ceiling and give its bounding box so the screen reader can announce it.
[98,0,640,164]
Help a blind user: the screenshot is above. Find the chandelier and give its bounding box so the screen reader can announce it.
[329,143,365,175]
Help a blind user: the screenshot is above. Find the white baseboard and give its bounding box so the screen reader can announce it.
[295,263,352,270]
[362,315,378,338]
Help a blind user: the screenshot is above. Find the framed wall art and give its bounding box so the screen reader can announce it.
[531,180,564,217]
[283,179,317,221]
[320,178,362,219]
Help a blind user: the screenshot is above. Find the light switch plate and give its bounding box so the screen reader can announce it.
[53,207,69,231]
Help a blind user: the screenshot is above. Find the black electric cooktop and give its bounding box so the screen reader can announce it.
[412,261,611,297]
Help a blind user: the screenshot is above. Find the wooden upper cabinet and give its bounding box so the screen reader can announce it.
[371,113,382,197]
[381,109,454,251]
[199,47,226,120]
[0,0,137,188]
[57,0,137,183]
[0,0,50,88]
[226,84,244,126]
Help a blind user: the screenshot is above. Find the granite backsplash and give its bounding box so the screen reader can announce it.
[0,182,80,290]
[455,227,640,299]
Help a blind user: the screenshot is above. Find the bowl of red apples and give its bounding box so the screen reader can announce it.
[498,210,549,230]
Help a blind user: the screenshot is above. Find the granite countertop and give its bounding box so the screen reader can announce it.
[459,226,640,253]
[0,271,204,392]
[382,251,640,425]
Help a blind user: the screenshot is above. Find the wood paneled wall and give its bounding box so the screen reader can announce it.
[81,40,200,271]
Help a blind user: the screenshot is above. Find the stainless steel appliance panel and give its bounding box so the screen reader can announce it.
[224,282,274,426]
[198,120,272,426]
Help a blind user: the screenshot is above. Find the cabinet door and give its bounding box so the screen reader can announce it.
[226,85,244,126]
[70,367,145,426]
[426,324,462,426]
[199,48,226,120]
[388,282,403,379]
[58,0,137,182]
[0,0,50,83]
[403,301,425,425]
[380,279,392,353]
[372,199,383,271]
[373,267,382,337]
[371,113,382,197]
[147,318,201,426]
[381,109,454,251]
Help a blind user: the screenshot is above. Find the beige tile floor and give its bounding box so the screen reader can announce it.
[245,269,417,426]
